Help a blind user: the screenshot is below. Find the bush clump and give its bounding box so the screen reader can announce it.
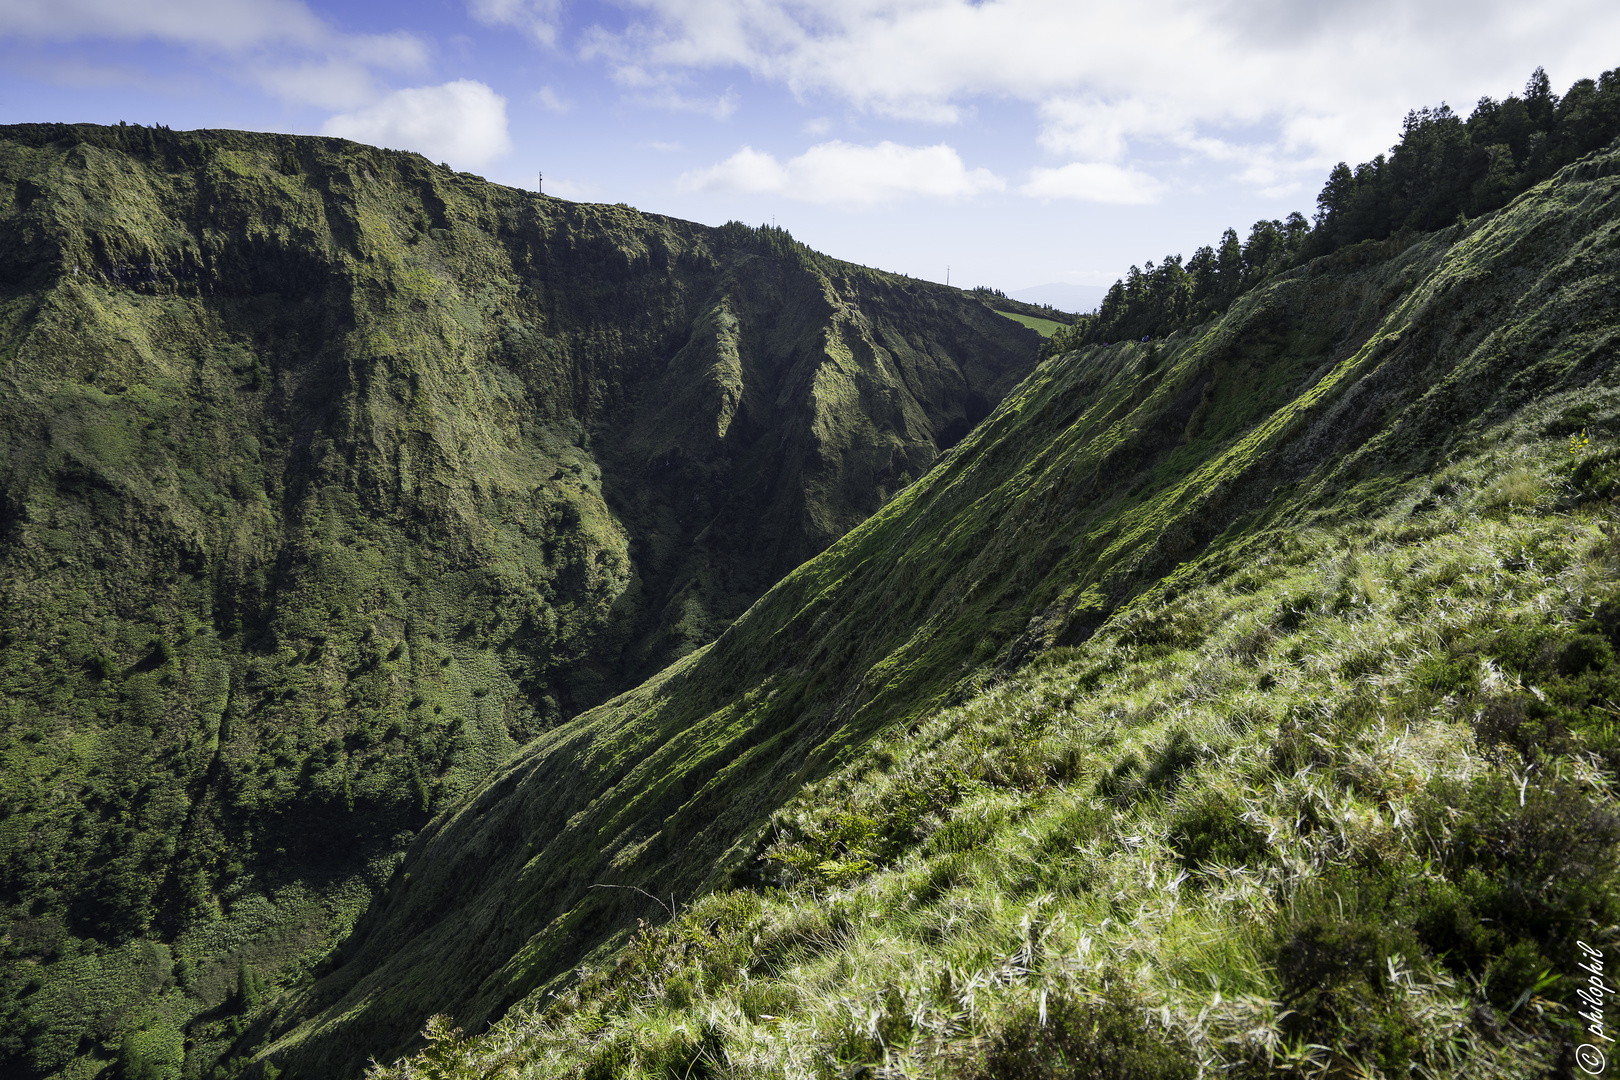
[1272,771,1620,1066]
[1476,611,1620,772]
[1169,791,1268,872]
[1272,870,1428,1072]
[1412,773,1620,1001]
[976,989,1197,1080]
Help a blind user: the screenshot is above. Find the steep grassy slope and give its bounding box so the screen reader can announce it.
[278,139,1620,1077]
[0,124,1038,1079]
[376,414,1620,1079]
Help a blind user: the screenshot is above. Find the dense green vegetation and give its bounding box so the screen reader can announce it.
[0,124,1038,1080]
[1311,65,1620,249]
[285,125,1620,1076]
[1059,64,1620,351]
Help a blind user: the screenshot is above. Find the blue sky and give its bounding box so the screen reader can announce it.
[3,1,1616,308]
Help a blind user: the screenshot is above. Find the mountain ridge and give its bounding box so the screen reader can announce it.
[0,123,1039,1080]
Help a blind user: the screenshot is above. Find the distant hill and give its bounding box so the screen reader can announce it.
[961,287,1076,340]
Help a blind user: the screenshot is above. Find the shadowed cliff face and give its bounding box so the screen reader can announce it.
[0,124,1037,1078]
[604,250,1020,683]
[267,143,1620,1075]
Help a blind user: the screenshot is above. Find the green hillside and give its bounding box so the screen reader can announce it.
[967,288,1075,339]
[277,136,1620,1075]
[993,311,1067,338]
[1055,65,1620,352]
[0,124,1039,1080]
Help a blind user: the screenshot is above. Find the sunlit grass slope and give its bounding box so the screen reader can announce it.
[375,409,1620,1080]
[282,144,1620,1076]
[993,312,1067,338]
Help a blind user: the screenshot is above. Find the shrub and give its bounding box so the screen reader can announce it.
[1272,591,1316,632]
[1274,769,1620,1062]
[1141,728,1201,790]
[1410,651,1475,698]
[819,987,911,1075]
[131,637,174,673]
[1567,447,1620,502]
[1269,712,1333,774]
[579,1033,633,1080]
[1272,870,1427,1072]
[115,1027,183,1080]
[1093,752,1141,804]
[976,989,1197,1080]
[638,1022,724,1080]
[1115,601,1208,653]
[1474,613,1620,771]
[1412,774,1620,982]
[1169,792,1268,872]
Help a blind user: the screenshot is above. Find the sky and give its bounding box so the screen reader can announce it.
[2,1,1616,308]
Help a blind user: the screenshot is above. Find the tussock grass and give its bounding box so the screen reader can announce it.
[368,424,1620,1078]
[1483,464,1545,511]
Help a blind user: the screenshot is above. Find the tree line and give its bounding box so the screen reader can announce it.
[1052,64,1620,353]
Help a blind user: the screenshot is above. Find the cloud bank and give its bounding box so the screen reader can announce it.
[679,141,1004,206]
[0,0,328,50]
[467,0,563,47]
[592,0,1620,195]
[1020,163,1167,205]
[0,0,431,111]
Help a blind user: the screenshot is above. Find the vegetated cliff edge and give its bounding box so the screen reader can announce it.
[272,139,1620,1075]
[0,123,1037,1078]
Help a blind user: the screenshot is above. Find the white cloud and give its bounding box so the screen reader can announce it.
[1020,163,1167,205]
[322,80,513,170]
[255,59,381,110]
[1036,97,1192,162]
[5,52,191,94]
[467,0,563,47]
[679,141,1003,207]
[250,32,431,110]
[533,85,571,112]
[589,0,1620,192]
[543,176,598,200]
[345,32,432,71]
[0,0,432,112]
[682,146,786,193]
[0,0,327,50]
[627,87,738,119]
